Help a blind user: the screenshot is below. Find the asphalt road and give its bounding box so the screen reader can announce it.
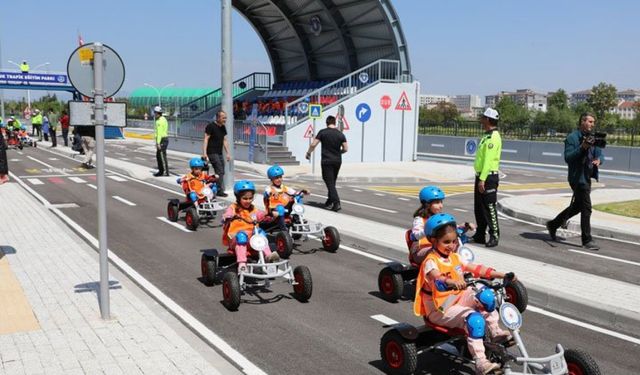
[5,143,639,374]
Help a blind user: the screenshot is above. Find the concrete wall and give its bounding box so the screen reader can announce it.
[168,136,267,164]
[418,135,638,172]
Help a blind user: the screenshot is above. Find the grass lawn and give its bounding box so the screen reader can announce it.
[593,200,640,219]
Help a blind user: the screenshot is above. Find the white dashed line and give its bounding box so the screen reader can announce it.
[397,197,410,201]
[135,156,147,161]
[87,184,98,190]
[27,178,44,185]
[370,314,399,326]
[107,175,128,182]
[112,196,137,206]
[568,249,640,267]
[48,158,59,161]
[69,177,86,184]
[375,193,385,197]
[454,208,468,213]
[156,217,193,233]
[352,189,363,192]
[309,193,397,213]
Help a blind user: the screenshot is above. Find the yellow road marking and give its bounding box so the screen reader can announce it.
[25,168,40,174]
[367,182,592,197]
[124,131,154,140]
[0,251,40,334]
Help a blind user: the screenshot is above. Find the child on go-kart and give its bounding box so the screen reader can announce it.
[414,213,515,375]
[262,165,309,230]
[223,180,281,273]
[409,186,476,265]
[176,157,218,210]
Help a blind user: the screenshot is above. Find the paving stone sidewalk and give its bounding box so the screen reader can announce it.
[0,182,238,375]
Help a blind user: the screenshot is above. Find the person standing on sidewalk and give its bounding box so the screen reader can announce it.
[60,110,70,147]
[546,113,603,250]
[153,106,170,177]
[0,125,9,184]
[305,115,348,212]
[472,108,502,248]
[47,108,59,148]
[31,108,43,140]
[202,110,231,197]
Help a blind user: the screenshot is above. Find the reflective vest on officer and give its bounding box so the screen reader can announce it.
[20,63,29,73]
[223,204,258,246]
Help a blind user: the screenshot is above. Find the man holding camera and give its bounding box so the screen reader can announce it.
[546,112,603,250]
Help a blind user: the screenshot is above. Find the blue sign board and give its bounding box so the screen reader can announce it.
[309,104,322,119]
[465,139,477,156]
[0,71,68,85]
[355,103,371,123]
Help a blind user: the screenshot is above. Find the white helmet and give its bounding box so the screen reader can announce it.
[153,106,163,113]
[483,108,499,120]
[34,109,40,113]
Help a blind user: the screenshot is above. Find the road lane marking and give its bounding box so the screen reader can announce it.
[45,203,79,209]
[135,156,147,161]
[9,158,21,162]
[48,158,59,161]
[113,196,137,206]
[454,208,468,213]
[314,182,322,186]
[308,234,390,263]
[371,314,399,326]
[568,249,640,267]
[397,197,410,201]
[542,152,561,157]
[27,155,63,171]
[352,189,363,192]
[17,151,23,155]
[375,193,385,196]
[69,177,87,184]
[156,217,192,232]
[87,184,98,190]
[120,157,130,161]
[309,193,397,213]
[27,178,44,185]
[115,152,127,156]
[107,175,128,182]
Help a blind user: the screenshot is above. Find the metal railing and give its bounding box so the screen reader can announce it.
[233,119,270,161]
[284,59,402,130]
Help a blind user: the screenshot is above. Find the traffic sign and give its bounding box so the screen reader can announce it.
[298,102,309,114]
[340,115,350,130]
[309,104,322,119]
[465,139,478,156]
[380,95,392,110]
[67,43,125,98]
[355,103,371,123]
[303,124,314,138]
[69,101,127,127]
[395,91,412,111]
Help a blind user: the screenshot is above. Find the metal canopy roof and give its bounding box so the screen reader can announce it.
[233,0,410,83]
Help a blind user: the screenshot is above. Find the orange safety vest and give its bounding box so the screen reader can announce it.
[184,172,212,198]
[417,217,431,248]
[223,204,259,246]
[414,250,465,316]
[267,184,292,209]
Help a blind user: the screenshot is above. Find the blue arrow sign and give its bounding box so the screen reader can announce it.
[355,103,371,123]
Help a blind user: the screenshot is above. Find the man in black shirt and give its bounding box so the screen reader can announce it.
[306,115,348,211]
[202,111,231,196]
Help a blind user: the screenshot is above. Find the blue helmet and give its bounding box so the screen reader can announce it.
[233,180,256,196]
[476,287,497,312]
[20,125,27,131]
[425,213,457,238]
[189,157,205,169]
[419,186,445,204]
[267,165,284,179]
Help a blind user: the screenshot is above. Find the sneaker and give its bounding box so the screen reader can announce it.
[267,252,281,263]
[331,203,341,212]
[324,201,333,209]
[153,171,163,177]
[583,241,600,250]
[485,237,498,248]
[475,359,501,375]
[546,221,557,241]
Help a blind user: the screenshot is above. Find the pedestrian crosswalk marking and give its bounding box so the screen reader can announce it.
[69,177,86,184]
[27,178,44,185]
[107,175,128,182]
[366,182,600,197]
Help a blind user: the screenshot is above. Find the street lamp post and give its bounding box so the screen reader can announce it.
[7,60,50,112]
[144,82,175,134]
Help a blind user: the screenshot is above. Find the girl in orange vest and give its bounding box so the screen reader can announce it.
[413,213,515,375]
[222,180,280,272]
[263,165,309,229]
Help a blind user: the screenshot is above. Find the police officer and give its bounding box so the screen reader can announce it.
[20,61,29,74]
[472,108,502,248]
[153,106,169,176]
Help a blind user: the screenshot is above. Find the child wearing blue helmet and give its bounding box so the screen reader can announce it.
[176,157,218,207]
[222,180,280,272]
[263,165,309,229]
[414,213,515,375]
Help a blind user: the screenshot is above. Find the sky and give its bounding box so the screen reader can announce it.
[1,0,639,100]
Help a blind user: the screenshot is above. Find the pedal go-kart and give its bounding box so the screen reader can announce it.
[200,220,313,311]
[377,229,517,304]
[167,184,227,231]
[379,270,601,375]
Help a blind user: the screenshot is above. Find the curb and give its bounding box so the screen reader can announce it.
[497,200,640,243]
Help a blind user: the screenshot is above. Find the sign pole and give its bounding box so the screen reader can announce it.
[312,119,316,175]
[93,43,110,320]
[383,109,387,162]
[360,121,365,162]
[400,110,405,161]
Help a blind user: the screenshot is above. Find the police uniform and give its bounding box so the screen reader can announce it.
[473,117,502,245]
[154,108,169,176]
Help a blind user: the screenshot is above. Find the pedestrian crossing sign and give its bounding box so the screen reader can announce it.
[309,104,322,119]
[395,91,412,111]
[304,124,314,138]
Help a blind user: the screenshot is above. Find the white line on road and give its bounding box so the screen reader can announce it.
[87,184,98,190]
[45,203,79,209]
[135,156,147,161]
[27,155,62,171]
[48,157,59,161]
[397,197,410,201]
[156,217,192,232]
[309,193,397,213]
[10,158,21,162]
[120,157,130,161]
[314,182,322,186]
[375,193,385,197]
[497,212,512,221]
[370,314,399,326]
[352,189,363,192]
[115,152,127,156]
[27,178,44,185]
[69,177,86,184]
[107,175,128,182]
[568,249,640,267]
[454,208,468,213]
[17,151,23,155]
[542,152,562,157]
[523,174,534,177]
[113,196,137,206]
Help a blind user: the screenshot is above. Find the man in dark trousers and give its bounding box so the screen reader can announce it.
[546,112,603,250]
[202,110,231,197]
[305,115,348,212]
[0,126,9,184]
[153,106,169,176]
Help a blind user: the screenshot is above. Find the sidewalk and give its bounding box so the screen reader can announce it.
[0,182,242,375]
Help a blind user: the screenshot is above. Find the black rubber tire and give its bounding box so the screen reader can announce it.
[274,231,294,259]
[292,265,313,302]
[201,254,217,286]
[185,207,199,231]
[505,279,528,313]
[222,272,241,311]
[378,267,404,303]
[292,233,302,240]
[167,201,179,222]
[322,226,340,253]
[565,348,602,375]
[380,330,418,375]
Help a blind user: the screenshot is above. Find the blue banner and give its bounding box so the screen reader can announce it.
[0,71,68,84]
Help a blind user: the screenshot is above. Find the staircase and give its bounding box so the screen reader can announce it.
[266,144,299,165]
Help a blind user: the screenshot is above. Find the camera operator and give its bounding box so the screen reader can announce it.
[546,112,604,250]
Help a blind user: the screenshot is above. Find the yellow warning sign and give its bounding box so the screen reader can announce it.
[78,48,94,65]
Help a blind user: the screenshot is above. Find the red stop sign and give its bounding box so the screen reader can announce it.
[380,95,391,110]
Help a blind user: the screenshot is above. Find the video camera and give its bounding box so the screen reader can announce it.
[582,132,607,148]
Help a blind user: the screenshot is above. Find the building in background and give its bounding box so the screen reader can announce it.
[450,94,482,113]
[485,89,547,111]
[420,94,449,108]
[611,101,637,120]
[617,89,640,102]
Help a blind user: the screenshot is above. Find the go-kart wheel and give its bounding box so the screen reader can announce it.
[322,226,340,253]
[185,207,199,231]
[201,254,217,286]
[222,272,241,311]
[167,201,179,222]
[378,267,404,302]
[34,142,37,148]
[18,144,23,150]
[565,348,602,375]
[292,265,312,302]
[380,330,418,375]
[505,279,528,313]
[274,231,293,259]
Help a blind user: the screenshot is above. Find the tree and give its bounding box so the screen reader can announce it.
[586,82,618,121]
[419,102,460,125]
[495,97,531,135]
[547,89,569,110]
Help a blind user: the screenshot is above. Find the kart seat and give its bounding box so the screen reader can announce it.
[424,317,467,337]
[405,230,421,268]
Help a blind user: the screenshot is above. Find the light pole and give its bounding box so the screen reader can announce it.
[144,82,175,134]
[8,60,50,112]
